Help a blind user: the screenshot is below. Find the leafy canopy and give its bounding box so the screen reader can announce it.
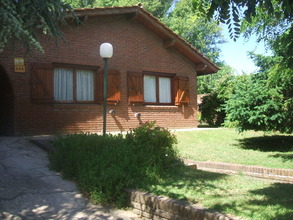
[224,54,293,134]
[0,0,74,53]
[164,0,225,63]
[192,0,292,40]
[192,0,293,67]
[64,0,174,19]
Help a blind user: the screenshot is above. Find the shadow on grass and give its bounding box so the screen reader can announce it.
[198,124,221,128]
[248,183,293,220]
[237,136,293,152]
[143,165,293,219]
[270,153,293,162]
[142,165,228,204]
[202,181,293,220]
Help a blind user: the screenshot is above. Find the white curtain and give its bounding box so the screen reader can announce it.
[54,68,73,101]
[77,70,94,101]
[159,77,171,103]
[144,75,156,102]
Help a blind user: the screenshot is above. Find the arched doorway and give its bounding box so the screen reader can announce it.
[0,66,14,135]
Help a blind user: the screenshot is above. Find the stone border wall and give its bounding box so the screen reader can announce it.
[185,160,293,183]
[128,190,240,220]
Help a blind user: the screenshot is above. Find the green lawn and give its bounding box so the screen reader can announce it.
[144,165,293,220]
[174,128,293,169]
[141,128,293,219]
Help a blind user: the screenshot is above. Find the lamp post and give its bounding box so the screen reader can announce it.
[100,43,113,136]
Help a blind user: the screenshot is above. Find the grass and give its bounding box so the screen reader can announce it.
[174,128,293,169]
[143,165,293,220]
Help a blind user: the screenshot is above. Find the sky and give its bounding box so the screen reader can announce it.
[219,25,272,75]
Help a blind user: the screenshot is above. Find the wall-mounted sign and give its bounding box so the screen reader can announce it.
[14,58,24,65]
[15,65,26,73]
[14,57,25,73]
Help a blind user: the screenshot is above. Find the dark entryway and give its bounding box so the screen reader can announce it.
[0,66,14,135]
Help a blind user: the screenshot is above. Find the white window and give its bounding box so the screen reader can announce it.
[54,67,94,102]
[144,74,172,104]
[54,68,73,101]
[144,75,156,102]
[159,77,171,103]
[77,70,94,101]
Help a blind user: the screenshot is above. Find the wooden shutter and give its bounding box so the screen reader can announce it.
[96,69,121,104]
[127,71,144,104]
[174,76,190,105]
[31,63,53,103]
[107,69,121,104]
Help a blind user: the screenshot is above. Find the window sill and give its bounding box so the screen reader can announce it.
[53,103,101,110]
[144,105,179,110]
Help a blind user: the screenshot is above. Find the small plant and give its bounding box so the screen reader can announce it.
[49,122,180,207]
[126,121,179,169]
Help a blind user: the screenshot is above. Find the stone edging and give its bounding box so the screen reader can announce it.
[184,159,293,183]
[128,190,240,220]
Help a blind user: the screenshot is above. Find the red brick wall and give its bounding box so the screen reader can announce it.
[0,14,199,135]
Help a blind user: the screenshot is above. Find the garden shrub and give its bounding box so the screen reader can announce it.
[49,122,179,207]
[198,93,226,126]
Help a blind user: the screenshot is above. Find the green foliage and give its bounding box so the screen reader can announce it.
[199,93,225,126]
[63,0,96,8]
[0,0,73,53]
[125,121,178,168]
[197,65,235,94]
[198,65,235,126]
[272,25,293,68]
[224,73,292,134]
[49,122,179,207]
[65,0,173,18]
[165,0,225,63]
[192,0,293,67]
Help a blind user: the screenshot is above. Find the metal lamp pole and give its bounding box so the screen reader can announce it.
[100,43,113,136]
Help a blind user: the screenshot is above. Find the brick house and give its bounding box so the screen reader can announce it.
[0,5,219,136]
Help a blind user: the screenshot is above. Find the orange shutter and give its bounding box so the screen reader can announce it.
[96,69,121,104]
[127,71,144,104]
[174,76,190,105]
[31,63,53,103]
[107,69,121,104]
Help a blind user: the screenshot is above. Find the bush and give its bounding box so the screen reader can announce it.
[49,122,179,207]
[126,121,178,169]
[198,93,225,126]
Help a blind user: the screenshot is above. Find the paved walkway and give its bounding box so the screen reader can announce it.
[0,137,138,220]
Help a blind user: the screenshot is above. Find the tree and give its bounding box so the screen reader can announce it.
[165,0,225,63]
[224,75,288,133]
[64,0,173,19]
[63,0,96,8]
[198,65,235,126]
[192,0,293,67]
[224,55,293,134]
[0,0,74,53]
[197,65,234,94]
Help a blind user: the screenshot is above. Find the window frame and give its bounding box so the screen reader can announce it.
[53,63,99,104]
[143,71,175,105]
